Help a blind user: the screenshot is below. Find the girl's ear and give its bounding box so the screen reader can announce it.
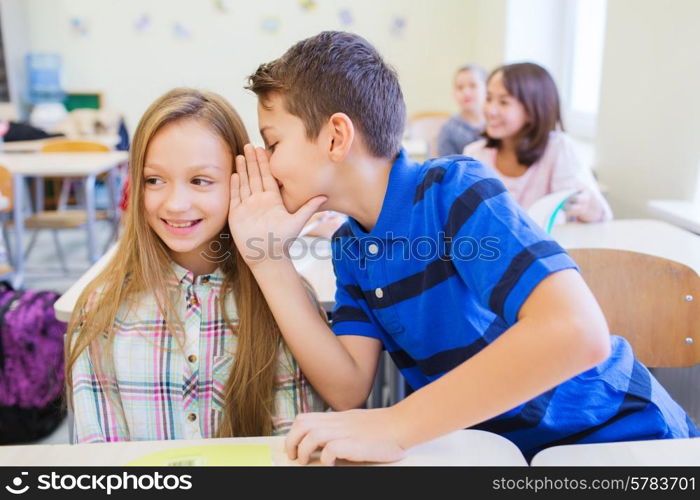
[327,112,355,162]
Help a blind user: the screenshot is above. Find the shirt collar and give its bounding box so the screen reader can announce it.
[168,260,225,289]
[347,149,421,239]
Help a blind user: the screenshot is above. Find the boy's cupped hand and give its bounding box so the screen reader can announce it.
[228,144,326,267]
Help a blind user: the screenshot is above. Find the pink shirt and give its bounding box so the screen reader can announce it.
[464,132,612,222]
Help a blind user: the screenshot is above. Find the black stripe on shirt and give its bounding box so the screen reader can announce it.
[472,387,558,435]
[389,341,486,374]
[413,167,446,204]
[332,306,372,324]
[388,317,508,375]
[356,257,458,310]
[488,240,567,319]
[444,177,507,239]
[344,284,365,302]
[536,360,654,450]
[331,223,354,242]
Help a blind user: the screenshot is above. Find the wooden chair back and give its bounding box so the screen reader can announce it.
[406,111,451,157]
[568,248,700,367]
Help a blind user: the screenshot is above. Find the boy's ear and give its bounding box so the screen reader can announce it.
[327,112,354,162]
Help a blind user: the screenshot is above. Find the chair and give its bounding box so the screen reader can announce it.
[41,139,111,211]
[405,111,451,159]
[567,248,700,367]
[5,140,120,273]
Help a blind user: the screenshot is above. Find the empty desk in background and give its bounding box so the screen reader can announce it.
[552,218,700,275]
[648,199,700,235]
[2,135,121,154]
[0,151,128,288]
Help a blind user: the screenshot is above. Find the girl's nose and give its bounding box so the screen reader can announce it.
[163,183,193,213]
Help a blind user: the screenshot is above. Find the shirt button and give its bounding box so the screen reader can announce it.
[187,413,197,422]
[375,288,384,299]
[201,276,210,283]
[368,244,379,255]
[189,297,198,306]
[188,354,197,363]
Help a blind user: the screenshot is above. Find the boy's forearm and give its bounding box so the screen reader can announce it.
[390,314,609,449]
[249,258,370,408]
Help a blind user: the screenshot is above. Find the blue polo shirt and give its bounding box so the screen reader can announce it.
[330,150,698,460]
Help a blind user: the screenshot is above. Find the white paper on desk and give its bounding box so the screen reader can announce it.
[526,188,580,233]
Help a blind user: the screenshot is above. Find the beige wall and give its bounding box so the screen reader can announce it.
[470,0,507,72]
[16,0,479,140]
[595,0,700,216]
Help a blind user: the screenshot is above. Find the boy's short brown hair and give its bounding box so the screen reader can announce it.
[247,31,406,159]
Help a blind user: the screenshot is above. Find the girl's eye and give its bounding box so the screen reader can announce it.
[145,177,163,185]
[268,142,278,153]
[192,178,213,186]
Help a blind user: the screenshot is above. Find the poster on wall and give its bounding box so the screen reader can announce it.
[261,16,281,34]
[70,17,89,37]
[173,22,193,40]
[213,0,232,13]
[338,8,353,27]
[390,16,406,38]
[299,0,317,12]
[134,13,152,34]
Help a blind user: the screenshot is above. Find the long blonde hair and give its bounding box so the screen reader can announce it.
[66,87,288,436]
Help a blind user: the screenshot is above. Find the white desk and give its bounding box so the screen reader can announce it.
[0,151,128,288]
[0,430,527,466]
[648,199,700,235]
[531,437,700,466]
[552,219,700,276]
[54,237,335,323]
[2,135,121,154]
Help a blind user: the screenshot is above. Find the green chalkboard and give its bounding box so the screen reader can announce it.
[64,92,101,111]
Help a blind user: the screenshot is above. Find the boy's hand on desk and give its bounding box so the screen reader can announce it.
[285,408,407,465]
[229,144,326,267]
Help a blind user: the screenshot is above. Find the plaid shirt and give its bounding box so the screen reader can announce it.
[72,262,325,443]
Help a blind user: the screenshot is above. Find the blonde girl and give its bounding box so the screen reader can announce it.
[65,88,325,442]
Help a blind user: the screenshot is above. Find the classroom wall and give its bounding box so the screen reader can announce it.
[13,0,482,141]
[594,0,700,217]
[468,0,506,73]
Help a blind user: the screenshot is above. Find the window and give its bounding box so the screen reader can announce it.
[563,0,607,138]
[504,0,607,139]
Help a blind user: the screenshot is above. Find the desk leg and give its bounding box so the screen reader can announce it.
[11,174,25,289]
[34,178,45,213]
[84,175,97,263]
